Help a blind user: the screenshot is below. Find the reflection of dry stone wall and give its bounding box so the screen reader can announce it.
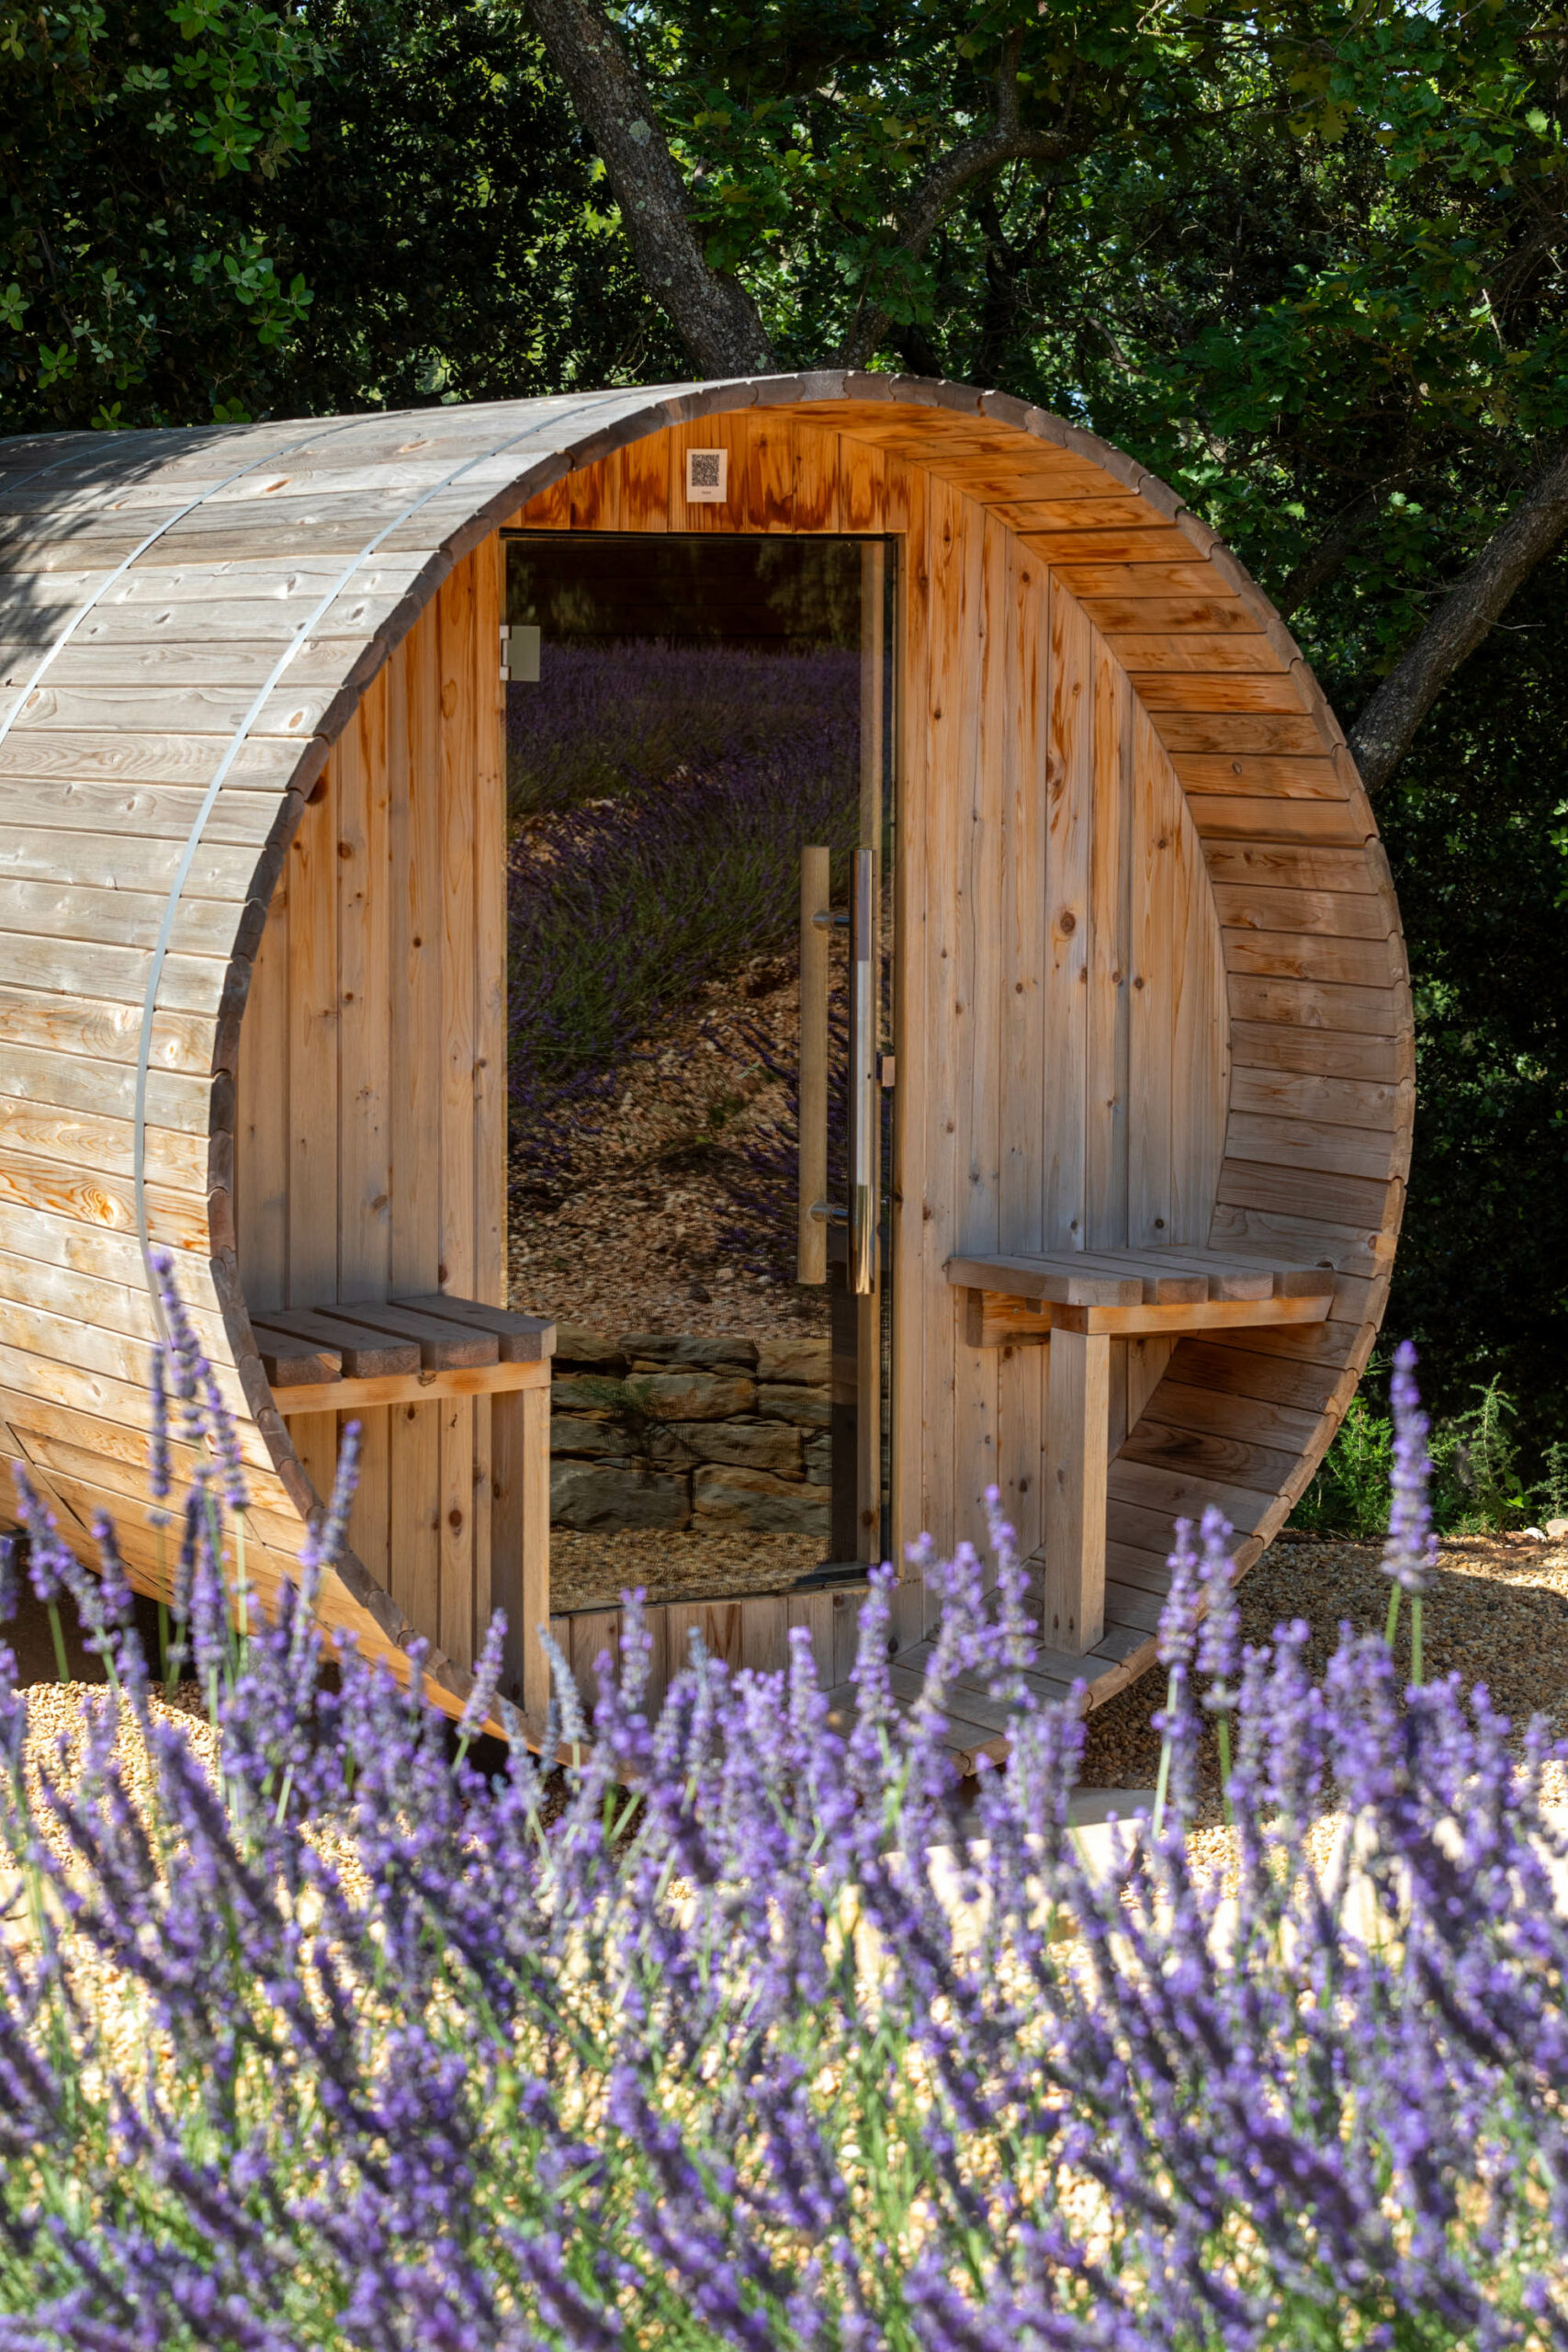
[549,1329,831,1536]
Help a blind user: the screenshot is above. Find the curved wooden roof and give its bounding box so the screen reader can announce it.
[0,373,1411,1718]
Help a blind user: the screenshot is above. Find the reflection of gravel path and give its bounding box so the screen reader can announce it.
[1082,1528,1568,1812]
[508,960,827,1342]
[551,1529,823,1613]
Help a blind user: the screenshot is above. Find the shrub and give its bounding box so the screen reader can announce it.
[0,1295,1564,2346]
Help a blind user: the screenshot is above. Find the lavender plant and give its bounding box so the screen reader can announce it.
[506,641,860,1196]
[0,1308,1564,2348]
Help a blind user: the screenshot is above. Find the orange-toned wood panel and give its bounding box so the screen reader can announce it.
[504,414,1234,1572]
[234,541,506,1675]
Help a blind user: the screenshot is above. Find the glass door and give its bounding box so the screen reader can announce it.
[502,528,896,1617]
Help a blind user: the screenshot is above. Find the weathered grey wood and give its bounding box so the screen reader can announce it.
[391,1294,556,1362]
[327,1300,500,1370]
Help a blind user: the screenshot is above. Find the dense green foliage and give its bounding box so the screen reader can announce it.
[0,0,669,428]
[1,0,1562,1461]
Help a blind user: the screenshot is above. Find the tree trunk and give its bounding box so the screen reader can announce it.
[525,0,774,379]
[1348,435,1568,791]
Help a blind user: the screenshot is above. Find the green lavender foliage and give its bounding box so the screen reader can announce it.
[1292,1371,1564,1537]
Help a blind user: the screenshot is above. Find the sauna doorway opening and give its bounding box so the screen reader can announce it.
[502,529,897,1619]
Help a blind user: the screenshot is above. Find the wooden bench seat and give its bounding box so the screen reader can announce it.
[253,1295,556,1413]
[252,1296,557,1716]
[945,1247,1335,1657]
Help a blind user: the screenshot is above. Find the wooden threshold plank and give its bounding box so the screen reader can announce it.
[274,1358,550,1414]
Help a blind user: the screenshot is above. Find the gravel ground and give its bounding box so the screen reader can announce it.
[552,1529,824,1612]
[508,956,829,1342]
[1079,1525,1568,1813]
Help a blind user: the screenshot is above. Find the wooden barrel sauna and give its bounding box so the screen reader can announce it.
[0,375,1412,1736]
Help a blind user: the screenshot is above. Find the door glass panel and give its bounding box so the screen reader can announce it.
[503,530,896,1617]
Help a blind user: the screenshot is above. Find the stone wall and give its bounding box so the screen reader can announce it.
[549,1329,832,1535]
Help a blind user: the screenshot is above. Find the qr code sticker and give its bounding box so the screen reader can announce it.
[685,447,728,502]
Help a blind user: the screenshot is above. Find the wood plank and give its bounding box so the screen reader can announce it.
[1107,1453,1275,1532]
[0,1033,211,1133]
[953,508,1006,1551]
[1118,1416,1301,1497]
[259,1307,420,1376]
[1165,731,1222,1246]
[1043,577,1092,1249]
[1077,595,1258,634]
[1206,1199,1395,1272]
[251,1326,341,1386]
[790,424,839,532]
[1227,975,1404,1037]
[1226,1020,1410,1086]
[283,719,339,1512]
[439,1390,475,1666]
[567,459,618,532]
[619,433,671,531]
[0,1139,211,1254]
[1174,754,1348,799]
[1042,1326,1109,1653]
[1142,1379,1324,1451]
[1085,623,1133,1249]
[392,1294,554,1359]
[1127,699,1174,1248]
[1215,1157,1398,1231]
[1053,1293,1331,1338]
[1200,841,1382,895]
[439,554,479,1302]
[1189,797,1368,847]
[1129,672,1309,715]
[786,1589,835,1684]
[739,1594,790,1674]
[338,665,393,1308]
[1105,632,1277,674]
[1224,1112,1399,1182]
[1163,1337,1351,1416]
[275,1356,547,1414]
[1228,1067,1408,1130]
[473,531,508,1314]
[327,1300,499,1368]
[389,607,442,1640]
[998,532,1048,1554]
[495,1378,551,1717]
[1020,527,1201,564]
[0,1099,206,1192]
[0,979,210,1078]
[923,476,977,1568]
[947,1254,1142,1305]
[1152,712,1325,757]
[1223,927,1397,988]
[1050,561,1229,599]
[1213,884,1393,939]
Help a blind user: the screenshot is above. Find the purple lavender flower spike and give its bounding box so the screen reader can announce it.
[1383,1339,1438,1597]
[1194,1505,1239,1708]
[457,1612,507,1749]
[148,1344,172,1523]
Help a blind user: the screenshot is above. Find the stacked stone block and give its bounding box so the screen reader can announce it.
[548,1329,832,1534]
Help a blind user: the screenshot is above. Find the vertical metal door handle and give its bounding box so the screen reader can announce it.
[797,845,831,1284]
[849,845,876,1295]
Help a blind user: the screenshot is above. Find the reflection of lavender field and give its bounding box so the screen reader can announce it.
[507,644,860,1198]
[506,640,859,820]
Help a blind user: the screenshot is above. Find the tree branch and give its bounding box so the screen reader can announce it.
[1276,469,1416,620]
[525,0,774,377]
[1348,434,1568,791]
[839,31,1082,368]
